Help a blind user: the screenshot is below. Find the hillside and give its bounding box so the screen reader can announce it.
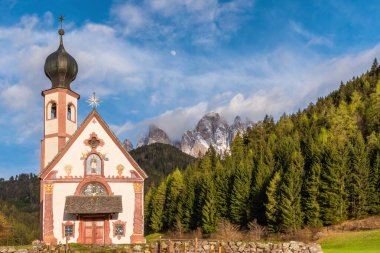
[144,60,380,235]
[0,174,40,245]
[129,143,196,189]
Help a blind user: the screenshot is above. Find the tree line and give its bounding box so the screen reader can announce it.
[144,60,380,234]
[0,173,40,245]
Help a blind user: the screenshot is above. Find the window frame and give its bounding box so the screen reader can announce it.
[62,222,75,239]
[113,220,126,240]
[46,101,57,120]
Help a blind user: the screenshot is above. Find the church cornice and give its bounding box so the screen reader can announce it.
[42,87,80,99]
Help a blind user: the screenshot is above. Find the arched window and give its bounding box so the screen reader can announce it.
[67,103,75,121]
[67,105,72,120]
[85,154,102,175]
[48,102,57,120]
[80,182,108,196]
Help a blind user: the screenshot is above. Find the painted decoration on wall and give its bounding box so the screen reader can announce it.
[81,182,108,196]
[116,164,124,177]
[86,154,102,175]
[64,165,72,177]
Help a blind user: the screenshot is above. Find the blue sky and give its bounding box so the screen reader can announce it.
[1,0,380,178]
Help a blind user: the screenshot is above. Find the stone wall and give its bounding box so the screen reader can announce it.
[0,240,323,253]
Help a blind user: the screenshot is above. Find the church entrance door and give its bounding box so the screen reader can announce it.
[84,219,104,244]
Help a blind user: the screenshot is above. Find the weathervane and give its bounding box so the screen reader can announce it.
[87,92,102,108]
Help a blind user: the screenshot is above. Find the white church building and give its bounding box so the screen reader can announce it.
[39,23,147,244]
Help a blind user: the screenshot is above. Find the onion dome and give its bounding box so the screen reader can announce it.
[44,21,78,90]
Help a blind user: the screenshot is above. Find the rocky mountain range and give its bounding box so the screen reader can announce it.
[123,112,252,157]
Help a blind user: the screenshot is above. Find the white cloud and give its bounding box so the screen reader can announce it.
[0,85,34,110]
[290,21,332,47]
[114,101,208,142]
[113,45,380,144]
[110,0,253,44]
[1,12,380,148]
[170,50,176,56]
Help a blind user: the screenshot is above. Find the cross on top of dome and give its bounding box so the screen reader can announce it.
[44,16,78,90]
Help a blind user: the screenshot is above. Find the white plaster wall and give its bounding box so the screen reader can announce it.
[109,182,135,244]
[66,94,77,135]
[44,93,59,135]
[52,183,79,244]
[45,138,58,168]
[53,116,140,179]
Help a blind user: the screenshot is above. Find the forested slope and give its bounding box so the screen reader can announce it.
[130,143,196,189]
[0,174,40,244]
[144,60,380,234]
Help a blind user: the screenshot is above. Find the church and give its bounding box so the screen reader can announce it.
[39,23,147,244]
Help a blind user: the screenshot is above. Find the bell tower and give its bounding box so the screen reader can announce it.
[41,17,80,170]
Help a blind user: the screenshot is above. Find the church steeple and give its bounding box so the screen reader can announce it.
[41,17,80,169]
[44,16,78,90]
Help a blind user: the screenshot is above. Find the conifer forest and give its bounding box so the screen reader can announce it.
[144,60,380,234]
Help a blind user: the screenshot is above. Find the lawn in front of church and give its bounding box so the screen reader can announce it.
[319,229,380,253]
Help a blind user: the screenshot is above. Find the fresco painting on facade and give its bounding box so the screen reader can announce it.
[39,18,147,244]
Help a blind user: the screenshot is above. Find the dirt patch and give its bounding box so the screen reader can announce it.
[326,216,380,232]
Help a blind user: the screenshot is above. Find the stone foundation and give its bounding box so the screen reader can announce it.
[0,240,323,253]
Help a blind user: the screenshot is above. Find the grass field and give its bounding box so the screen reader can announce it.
[319,229,380,253]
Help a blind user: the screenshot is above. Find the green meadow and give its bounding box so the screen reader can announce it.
[320,229,380,253]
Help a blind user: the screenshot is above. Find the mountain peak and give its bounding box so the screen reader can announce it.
[137,124,171,148]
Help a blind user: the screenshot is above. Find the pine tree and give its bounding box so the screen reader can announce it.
[144,183,156,233]
[278,151,304,232]
[164,169,184,230]
[201,175,218,234]
[250,153,272,224]
[319,145,346,225]
[303,161,322,227]
[265,171,281,232]
[230,151,253,226]
[371,58,378,74]
[368,154,380,214]
[149,181,167,232]
[366,133,380,214]
[347,132,369,218]
[181,170,197,231]
[367,80,380,133]
[214,160,230,219]
[301,135,322,228]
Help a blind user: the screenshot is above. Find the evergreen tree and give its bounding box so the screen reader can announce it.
[366,133,380,214]
[214,160,230,219]
[201,175,218,234]
[265,171,282,232]
[250,152,273,224]
[149,181,167,232]
[164,169,184,230]
[181,169,197,230]
[367,80,380,133]
[319,145,347,225]
[368,154,380,214]
[230,151,253,226]
[144,183,155,233]
[347,132,369,218]
[278,151,304,232]
[303,161,322,227]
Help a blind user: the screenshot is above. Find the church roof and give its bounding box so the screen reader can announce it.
[40,109,148,180]
[65,195,122,214]
[44,17,78,90]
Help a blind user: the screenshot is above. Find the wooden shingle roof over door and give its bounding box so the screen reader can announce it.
[64,195,122,214]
